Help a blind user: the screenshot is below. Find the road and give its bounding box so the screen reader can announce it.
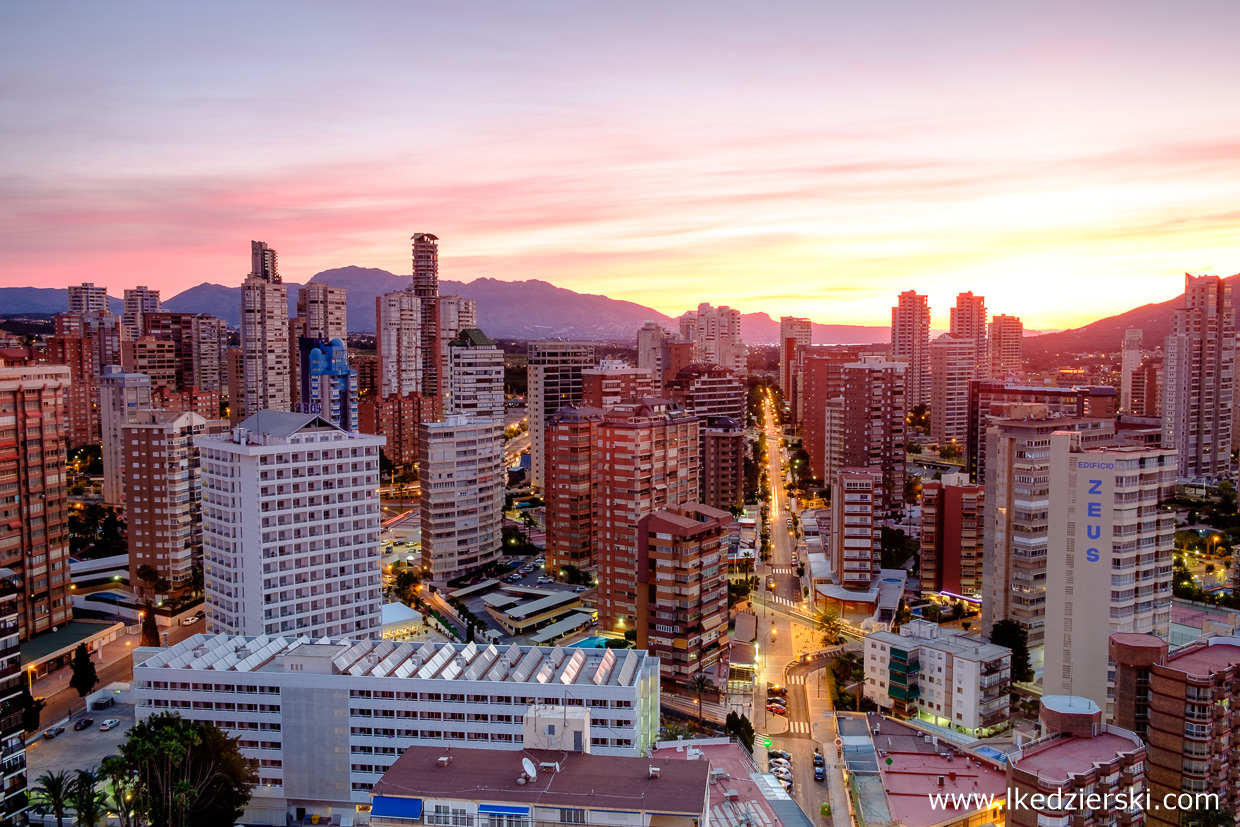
[759,395,804,608]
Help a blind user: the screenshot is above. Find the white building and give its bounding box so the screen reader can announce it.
[439,295,478,395]
[890,291,931,407]
[67,282,109,315]
[240,240,291,418]
[636,321,668,377]
[986,314,1023,380]
[297,283,348,341]
[133,634,661,825]
[680,303,747,377]
[446,329,505,421]
[122,285,162,341]
[99,365,152,504]
[1044,432,1176,718]
[198,411,384,638]
[929,334,976,445]
[528,341,595,491]
[864,620,1011,738]
[419,415,505,581]
[376,289,423,398]
[1120,328,1142,412]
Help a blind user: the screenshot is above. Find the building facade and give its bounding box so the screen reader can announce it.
[821,356,907,515]
[581,361,656,410]
[830,468,883,592]
[67,282,109,315]
[929,334,977,445]
[1120,328,1143,412]
[700,417,744,513]
[890,291,931,408]
[528,341,595,491]
[199,411,384,638]
[445,330,506,421]
[986,314,1023,379]
[411,233,443,406]
[297,283,348,341]
[299,337,359,432]
[679,303,746,376]
[919,474,984,596]
[544,407,606,574]
[376,289,423,399]
[122,285,162,341]
[0,570,27,826]
[359,393,429,467]
[779,316,812,396]
[240,240,291,419]
[949,291,987,376]
[99,365,153,504]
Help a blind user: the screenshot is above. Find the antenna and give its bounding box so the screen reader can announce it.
[522,758,538,780]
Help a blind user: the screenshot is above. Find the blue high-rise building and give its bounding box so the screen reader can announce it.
[298,337,358,432]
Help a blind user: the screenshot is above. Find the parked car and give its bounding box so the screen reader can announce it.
[766,703,787,715]
[194,610,205,619]
[814,766,825,782]
[537,577,552,584]
[767,684,787,697]
[42,726,65,740]
[183,615,200,625]
[573,586,587,592]
[769,758,792,769]
[813,752,825,767]
[73,718,94,731]
[770,768,792,780]
[767,749,791,761]
[99,719,121,731]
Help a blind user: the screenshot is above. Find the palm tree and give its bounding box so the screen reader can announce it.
[31,769,74,827]
[690,673,713,723]
[815,607,844,647]
[70,768,107,827]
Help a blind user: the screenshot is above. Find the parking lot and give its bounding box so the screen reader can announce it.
[25,702,136,778]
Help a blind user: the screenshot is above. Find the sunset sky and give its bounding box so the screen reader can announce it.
[3,1,1239,330]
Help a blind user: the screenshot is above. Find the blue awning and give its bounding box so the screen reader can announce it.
[478,805,530,817]
[371,796,423,819]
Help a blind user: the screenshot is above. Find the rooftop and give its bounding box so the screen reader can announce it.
[235,409,338,438]
[654,739,813,827]
[1012,729,1142,782]
[136,633,648,687]
[1165,636,1240,677]
[371,746,709,815]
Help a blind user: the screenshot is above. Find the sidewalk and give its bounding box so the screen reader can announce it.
[32,627,143,702]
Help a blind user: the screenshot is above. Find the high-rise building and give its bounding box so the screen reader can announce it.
[680,303,746,376]
[225,347,244,426]
[981,412,1116,647]
[124,410,207,595]
[445,329,505,421]
[357,392,429,467]
[122,285,162,341]
[596,400,700,630]
[1120,328,1142,412]
[544,406,606,573]
[1130,357,1163,418]
[1110,633,1240,826]
[636,322,668,378]
[0,364,72,639]
[830,468,883,591]
[120,337,178,389]
[700,417,745,513]
[636,503,730,682]
[439,295,478,400]
[949,291,987,376]
[297,283,347,341]
[779,316,812,397]
[354,353,379,400]
[298,337,358,432]
[581,360,656,409]
[985,314,1023,379]
[142,312,227,392]
[239,240,290,420]
[528,341,595,491]
[890,291,930,407]
[1044,433,1175,717]
[199,411,384,637]
[150,385,220,422]
[929,334,977,445]
[966,381,1118,485]
[795,346,873,479]
[663,363,745,422]
[658,338,696,389]
[47,311,122,447]
[67,282,108,315]
[419,415,504,581]
[99,365,152,504]
[376,289,422,398]
[919,473,984,596]
[0,569,28,826]
[814,357,907,515]
[1163,274,1235,480]
[411,233,443,408]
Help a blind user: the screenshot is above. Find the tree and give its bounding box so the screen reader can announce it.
[31,769,74,827]
[990,619,1034,682]
[119,713,257,827]
[140,607,161,648]
[69,642,99,698]
[690,673,713,723]
[937,443,960,461]
[724,711,755,753]
[100,755,140,827]
[70,768,108,827]
[815,607,844,646]
[19,685,46,733]
[1184,805,1234,827]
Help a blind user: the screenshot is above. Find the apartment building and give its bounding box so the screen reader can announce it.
[198,411,384,638]
[821,356,906,515]
[120,337,178,390]
[949,291,987,375]
[1120,328,1143,412]
[67,282,108,315]
[544,406,605,573]
[829,468,883,592]
[0,571,27,826]
[1130,358,1163,419]
[528,342,595,491]
[929,334,977,445]
[863,620,1011,738]
[679,303,746,377]
[133,635,661,824]
[359,392,430,466]
[636,321,668,378]
[891,291,931,407]
[419,416,505,581]
[635,503,730,682]
[986,314,1023,379]
[581,360,656,409]
[298,337,358,432]
[794,345,873,475]
[122,285,162,341]
[446,329,505,421]
[919,473,984,596]
[411,233,443,406]
[439,295,478,386]
[297,283,348,341]
[240,240,291,419]
[700,417,744,512]
[99,365,152,504]
[1110,633,1240,826]
[142,311,227,392]
[46,310,121,447]
[377,289,424,398]
[779,315,812,396]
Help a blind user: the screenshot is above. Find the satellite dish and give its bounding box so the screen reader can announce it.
[522,758,538,779]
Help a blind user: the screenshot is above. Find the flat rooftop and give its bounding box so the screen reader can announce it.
[655,739,812,827]
[1013,731,1142,782]
[136,633,648,687]
[1166,637,1240,676]
[880,750,1006,827]
[371,746,708,814]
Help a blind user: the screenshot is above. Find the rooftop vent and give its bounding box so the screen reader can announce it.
[711,768,728,782]
[539,762,561,773]
[437,756,452,767]
[649,767,660,779]
[725,790,740,802]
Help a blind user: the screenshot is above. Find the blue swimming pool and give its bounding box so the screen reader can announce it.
[569,636,611,648]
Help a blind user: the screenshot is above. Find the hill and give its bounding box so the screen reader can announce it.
[0,287,122,315]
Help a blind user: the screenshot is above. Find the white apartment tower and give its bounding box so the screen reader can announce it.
[1120,328,1143,412]
[929,334,976,444]
[1044,432,1176,718]
[987,314,1023,379]
[376,290,422,398]
[636,322,668,377]
[419,415,505,581]
[99,365,152,504]
[950,291,988,378]
[438,295,478,386]
[297,283,348,341]
[122,285,162,341]
[240,240,291,419]
[198,411,385,638]
[445,329,505,421]
[891,291,931,407]
[779,316,812,395]
[67,282,109,315]
[528,341,596,491]
[1163,274,1235,480]
[680,303,746,376]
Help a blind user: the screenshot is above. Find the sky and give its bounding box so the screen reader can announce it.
[3,1,1240,330]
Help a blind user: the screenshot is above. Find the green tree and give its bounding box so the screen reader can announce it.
[19,685,46,733]
[815,607,844,646]
[690,673,713,723]
[31,769,74,827]
[724,710,755,753]
[990,618,1034,682]
[100,755,140,827]
[1183,805,1233,827]
[70,768,108,827]
[69,642,99,698]
[119,713,257,827]
[140,606,161,648]
[937,443,961,461]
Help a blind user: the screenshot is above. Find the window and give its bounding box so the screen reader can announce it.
[560,810,586,825]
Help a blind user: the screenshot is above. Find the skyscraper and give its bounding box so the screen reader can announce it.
[528,341,595,491]
[0,569,28,825]
[439,295,478,399]
[297,283,348,341]
[829,468,883,592]
[636,322,668,378]
[411,233,442,408]
[1043,433,1175,717]
[986,314,1023,379]
[779,316,812,397]
[544,406,606,573]
[199,411,384,637]
[949,291,987,376]
[99,365,153,504]
[142,311,227,392]
[1119,328,1142,412]
[376,289,422,398]
[67,282,109,314]
[919,474,984,596]
[46,310,121,447]
[240,240,290,419]
[1163,274,1235,480]
[122,285,162,341]
[890,291,931,407]
[821,356,907,514]
[929,334,976,445]
[445,329,505,421]
[680,303,746,376]
[299,337,358,432]
[419,415,504,581]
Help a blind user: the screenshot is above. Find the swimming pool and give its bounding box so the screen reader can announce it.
[568,636,611,648]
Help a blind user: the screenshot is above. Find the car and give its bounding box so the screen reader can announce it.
[814,766,826,782]
[573,586,587,592]
[73,718,95,731]
[770,768,792,780]
[99,719,121,731]
[194,610,205,619]
[766,703,787,715]
[42,726,65,740]
[767,749,791,761]
[537,577,552,584]
[183,614,200,625]
[769,758,792,769]
[813,752,825,767]
[767,684,787,697]
[766,693,787,704]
